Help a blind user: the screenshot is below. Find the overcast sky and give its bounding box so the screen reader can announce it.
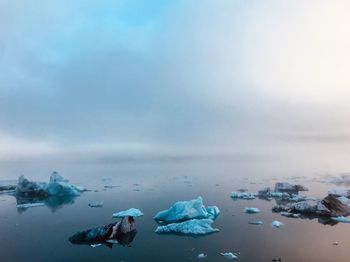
[1,0,350,159]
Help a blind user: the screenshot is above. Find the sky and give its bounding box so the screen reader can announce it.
[1,0,350,160]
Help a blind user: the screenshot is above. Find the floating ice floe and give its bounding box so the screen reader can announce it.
[274,182,308,193]
[155,219,219,235]
[154,197,220,222]
[249,220,263,225]
[258,186,307,202]
[271,220,284,228]
[113,208,144,218]
[16,203,45,209]
[231,191,257,200]
[198,253,207,259]
[220,252,238,259]
[245,207,260,214]
[331,216,350,223]
[88,202,103,208]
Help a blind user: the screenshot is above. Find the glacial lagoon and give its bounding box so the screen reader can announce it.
[1,154,350,262]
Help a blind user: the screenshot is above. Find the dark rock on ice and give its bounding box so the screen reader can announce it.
[69,216,136,248]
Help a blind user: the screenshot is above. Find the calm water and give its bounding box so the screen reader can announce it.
[0,151,350,261]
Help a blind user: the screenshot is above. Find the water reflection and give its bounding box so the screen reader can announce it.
[15,195,77,213]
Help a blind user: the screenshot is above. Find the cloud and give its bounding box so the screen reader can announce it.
[0,0,350,158]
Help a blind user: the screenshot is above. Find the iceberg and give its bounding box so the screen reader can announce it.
[273,195,350,217]
[198,253,207,259]
[331,216,350,223]
[113,208,144,218]
[245,207,260,214]
[154,197,220,222]
[155,219,219,235]
[16,172,85,198]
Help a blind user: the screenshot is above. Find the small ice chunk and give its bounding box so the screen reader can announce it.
[113,208,144,218]
[331,216,350,223]
[231,191,257,200]
[88,202,103,208]
[106,239,119,244]
[90,244,102,248]
[16,203,45,208]
[220,252,238,259]
[245,207,260,214]
[198,253,207,259]
[249,220,263,225]
[271,220,284,228]
[280,212,300,218]
[155,219,219,235]
[104,185,120,189]
[154,197,220,222]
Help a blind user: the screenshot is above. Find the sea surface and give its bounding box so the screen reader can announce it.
[1,148,350,261]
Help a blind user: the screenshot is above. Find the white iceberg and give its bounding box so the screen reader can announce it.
[331,216,350,223]
[155,219,219,235]
[198,253,207,259]
[154,197,220,222]
[245,207,260,214]
[231,191,257,200]
[271,220,284,228]
[113,208,144,218]
[220,252,238,259]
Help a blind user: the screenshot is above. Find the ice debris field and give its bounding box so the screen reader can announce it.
[2,173,350,260]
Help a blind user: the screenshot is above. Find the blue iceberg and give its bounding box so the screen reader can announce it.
[16,172,85,198]
[154,196,220,222]
[155,219,219,235]
[113,208,144,218]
